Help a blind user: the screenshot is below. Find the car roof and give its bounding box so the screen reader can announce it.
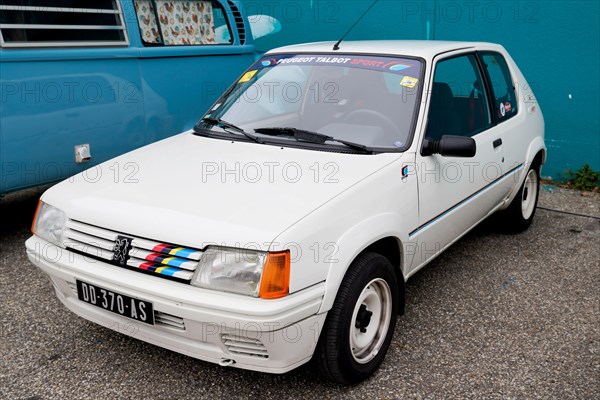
[266,40,504,59]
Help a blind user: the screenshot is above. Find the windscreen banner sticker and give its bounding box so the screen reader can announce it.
[249,54,421,76]
[238,70,258,83]
[400,76,419,88]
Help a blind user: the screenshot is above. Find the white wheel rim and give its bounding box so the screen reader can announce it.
[521,169,538,220]
[349,278,392,364]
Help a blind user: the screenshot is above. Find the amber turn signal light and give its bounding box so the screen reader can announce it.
[259,251,291,299]
[31,200,42,235]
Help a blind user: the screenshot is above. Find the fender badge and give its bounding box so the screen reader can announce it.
[402,165,410,178]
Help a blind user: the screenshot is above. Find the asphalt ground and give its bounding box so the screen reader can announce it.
[1,184,598,399]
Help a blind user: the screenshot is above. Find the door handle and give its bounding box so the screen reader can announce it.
[493,138,503,148]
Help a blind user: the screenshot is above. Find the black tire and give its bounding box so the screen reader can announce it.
[315,252,399,384]
[498,164,540,233]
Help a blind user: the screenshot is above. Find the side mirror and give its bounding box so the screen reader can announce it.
[422,135,477,157]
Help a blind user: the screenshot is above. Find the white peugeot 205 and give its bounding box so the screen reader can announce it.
[27,40,545,384]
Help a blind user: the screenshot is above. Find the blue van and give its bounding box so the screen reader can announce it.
[0,0,256,195]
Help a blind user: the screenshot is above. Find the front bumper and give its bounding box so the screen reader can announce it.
[25,236,326,373]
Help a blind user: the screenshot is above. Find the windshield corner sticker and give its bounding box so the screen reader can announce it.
[239,70,258,83]
[505,102,512,113]
[499,102,506,117]
[400,76,419,88]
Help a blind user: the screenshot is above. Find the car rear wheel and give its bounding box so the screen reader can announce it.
[499,165,540,233]
[315,252,398,384]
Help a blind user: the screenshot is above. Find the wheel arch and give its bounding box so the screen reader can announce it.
[361,237,406,316]
[532,148,545,170]
[319,226,407,316]
[526,137,547,171]
[503,139,546,207]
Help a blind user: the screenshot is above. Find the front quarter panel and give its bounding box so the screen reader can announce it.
[271,152,418,313]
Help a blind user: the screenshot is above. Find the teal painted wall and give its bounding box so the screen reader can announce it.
[250,0,600,179]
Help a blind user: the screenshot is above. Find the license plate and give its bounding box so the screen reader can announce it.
[76,280,154,325]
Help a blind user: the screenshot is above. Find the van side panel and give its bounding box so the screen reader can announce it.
[132,0,256,142]
[0,0,255,195]
[123,0,255,141]
[139,52,254,142]
[1,53,146,193]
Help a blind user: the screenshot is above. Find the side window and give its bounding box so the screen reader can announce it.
[0,0,128,48]
[133,1,232,46]
[481,52,518,121]
[426,54,491,140]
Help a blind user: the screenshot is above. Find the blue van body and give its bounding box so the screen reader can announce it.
[0,0,255,195]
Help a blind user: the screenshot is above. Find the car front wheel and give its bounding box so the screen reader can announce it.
[315,252,398,384]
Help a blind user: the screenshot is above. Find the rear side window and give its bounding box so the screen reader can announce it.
[133,0,232,46]
[0,0,128,48]
[480,52,518,121]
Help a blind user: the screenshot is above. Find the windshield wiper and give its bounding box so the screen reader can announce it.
[254,127,374,154]
[197,117,264,144]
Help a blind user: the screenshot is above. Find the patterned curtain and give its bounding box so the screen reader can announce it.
[134,1,217,45]
[134,0,161,44]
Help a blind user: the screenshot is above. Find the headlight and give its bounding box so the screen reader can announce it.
[31,201,67,246]
[191,246,290,299]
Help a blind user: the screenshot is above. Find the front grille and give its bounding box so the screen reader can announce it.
[64,219,202,283]
[221,334,269,359]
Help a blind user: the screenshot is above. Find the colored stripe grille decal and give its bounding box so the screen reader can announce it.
[145,253,196,268]
[135,261,193,280]
[152,244,201,259]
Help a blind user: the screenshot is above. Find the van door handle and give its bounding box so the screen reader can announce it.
[493,139,503,148]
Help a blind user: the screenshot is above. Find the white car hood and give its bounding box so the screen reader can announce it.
[43,132,402,251]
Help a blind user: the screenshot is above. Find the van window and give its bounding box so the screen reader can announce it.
[0,0,128,47]
[133,0,232,46]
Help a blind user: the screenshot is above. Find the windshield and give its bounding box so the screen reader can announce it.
[198,53,424,151]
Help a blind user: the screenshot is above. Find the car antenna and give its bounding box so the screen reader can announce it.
[333,0,380,51]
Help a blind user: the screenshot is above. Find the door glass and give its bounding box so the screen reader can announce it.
[426,54,491,140]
